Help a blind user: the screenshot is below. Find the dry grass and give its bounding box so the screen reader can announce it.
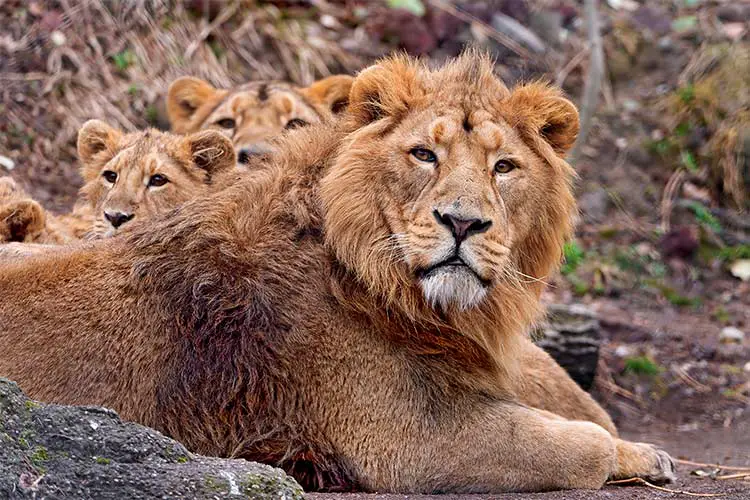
[0,0,370,210]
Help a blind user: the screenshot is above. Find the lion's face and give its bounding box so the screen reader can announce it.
[322,53,579,314]
[77,120,235,238]
[168,75,352,166]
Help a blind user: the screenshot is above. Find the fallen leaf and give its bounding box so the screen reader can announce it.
[387,0,425,17]
[729,259,750,281]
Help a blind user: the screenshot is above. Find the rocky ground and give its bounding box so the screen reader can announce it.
[1,0,749,498]
[0,379,303,499]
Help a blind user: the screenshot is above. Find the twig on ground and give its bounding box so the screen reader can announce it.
[570,0,604,163]
[184,1,240,60]
[678,459,750,472]
[606,477,725,497]
[660,169,685,232]
[556,45,590,88]
[428,0,539,63]
[716,473,750,481]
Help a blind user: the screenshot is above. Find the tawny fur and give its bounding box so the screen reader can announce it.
[167,75,353,161]
[0,176,86,245]
[0,51,674,493]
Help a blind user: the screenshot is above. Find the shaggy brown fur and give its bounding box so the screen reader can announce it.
[168,75,353,164]
[0,52,674,493]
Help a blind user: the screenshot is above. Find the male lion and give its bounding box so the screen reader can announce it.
[0,52,674,493]
[167,74,353,165]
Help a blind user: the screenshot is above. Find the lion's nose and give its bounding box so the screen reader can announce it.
[104,211,134,228]
[237,144,273,165]
[433,209,492,244]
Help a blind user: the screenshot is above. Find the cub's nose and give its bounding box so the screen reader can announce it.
[433,209,492,244]
[237,144,274,165]
[104,211,134,228]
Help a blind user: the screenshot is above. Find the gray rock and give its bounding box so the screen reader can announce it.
[534,304,601,391]
[0,378,303,499]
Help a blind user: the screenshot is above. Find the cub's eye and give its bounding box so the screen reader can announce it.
[102,170,118,183]
[285,118,308,130]
[216,118,236,129]
[148,174,169,187]
[494,159,517,174]
[410,147,437,163]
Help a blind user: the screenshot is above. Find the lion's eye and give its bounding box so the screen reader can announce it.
[102,170,118,183]
[148,174,169,187]
[410,147,437,163]
[285,118,308,130]
[216,118,236,129]
[494,159,517,174]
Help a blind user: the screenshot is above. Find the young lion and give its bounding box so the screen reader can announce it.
[167,75,353,165]
[0,122,237,261]
[0,52,674,493]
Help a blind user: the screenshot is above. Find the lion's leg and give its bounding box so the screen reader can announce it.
[514,338,618,435]
[340,400,673,492]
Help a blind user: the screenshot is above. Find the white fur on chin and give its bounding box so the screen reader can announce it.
[420,266,487,311]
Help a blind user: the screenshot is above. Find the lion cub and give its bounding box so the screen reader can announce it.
[0,123,235,257]
[167,75,353,165]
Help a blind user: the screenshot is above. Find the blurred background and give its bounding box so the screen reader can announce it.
[1,0,748,472]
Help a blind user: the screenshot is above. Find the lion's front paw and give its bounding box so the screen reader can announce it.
[612,440,676,485]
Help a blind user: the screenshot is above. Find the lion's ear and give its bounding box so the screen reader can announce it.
[187,130,236,174]
[77,120,122,180]
[507,82,579,156]
[167,77,224,133]
[348,57,424,125]
[301,74,354,114]
[0,199,46,242]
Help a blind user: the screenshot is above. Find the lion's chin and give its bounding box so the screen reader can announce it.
[419,266,488,311]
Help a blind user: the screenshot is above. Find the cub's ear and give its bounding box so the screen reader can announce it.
[348,57,425,126]
[507,82,580,156]
[167,77,226,133]
[187,130,236,175]
[0,199,46,242]
[77,120,122,180]
[301,74,354,114]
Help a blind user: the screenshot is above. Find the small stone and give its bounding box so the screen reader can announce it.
[622,99,640,112]
[615,137,628,149]
[744,361,750,373]
[319,14,338,29]
[719,327,745,344]
[0,155,15,171]
[614,345,632,357]
[50,30,66,46]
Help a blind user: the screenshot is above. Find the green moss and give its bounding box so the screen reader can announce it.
[561,241,585,275]
[24,400,40,411]
[112,49,136,71]
[29,445,49,465]
[176,455,189,464]
[718,245,750,261]
[95,456,111,465]
[624,356,663,377]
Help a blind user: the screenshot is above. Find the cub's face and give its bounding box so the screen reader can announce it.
[322,54,579,312]
[77,120,235,238]
[168,75,352,166]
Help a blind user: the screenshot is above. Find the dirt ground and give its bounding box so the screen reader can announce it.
[1,1,748,497]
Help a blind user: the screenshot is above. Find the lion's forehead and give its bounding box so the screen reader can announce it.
[208,85,311,120]
[426,109,509,151]
[108,148,186,179]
